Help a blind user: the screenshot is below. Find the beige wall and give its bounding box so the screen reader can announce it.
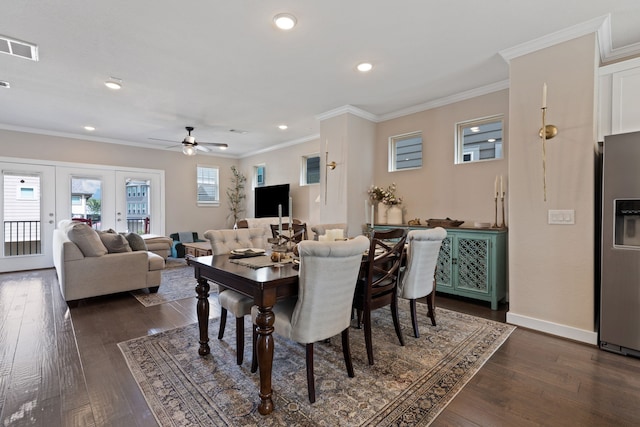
[507,34,598,341]
[375,90,509,225]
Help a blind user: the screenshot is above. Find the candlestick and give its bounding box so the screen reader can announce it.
[542,82,547,109]
[288,196,293,228]
[500,175,503,195]
[492,195,498,228]
[278,204,283,241]
[500,193,506,228]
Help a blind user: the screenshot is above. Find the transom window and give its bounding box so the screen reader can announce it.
[196,165,219,206]
[389,132,422,171]
[455,115,503,164]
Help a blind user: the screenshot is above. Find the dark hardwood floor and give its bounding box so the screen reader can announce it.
[1,268,640,426]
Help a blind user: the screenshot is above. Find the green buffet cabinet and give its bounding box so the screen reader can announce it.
[373,225,507,310]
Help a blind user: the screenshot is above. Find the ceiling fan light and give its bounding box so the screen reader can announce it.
[182,144,197,156]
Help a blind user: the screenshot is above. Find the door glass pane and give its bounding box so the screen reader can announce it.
[3,171,41,256]
[125,178,151,234]
[71,177,102,229]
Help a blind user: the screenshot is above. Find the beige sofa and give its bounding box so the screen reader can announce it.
[53,220,165,305]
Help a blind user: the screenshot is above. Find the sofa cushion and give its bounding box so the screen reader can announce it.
[99,232,132,253]
[124,232,148,251]
[67,223,108,257]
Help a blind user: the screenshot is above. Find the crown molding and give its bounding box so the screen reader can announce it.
[500,15,609,62]
[315,104,379,122]
[239,133,320,159]
[377,80,510,122]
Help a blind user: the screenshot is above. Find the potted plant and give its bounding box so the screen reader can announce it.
[227,166,247,228]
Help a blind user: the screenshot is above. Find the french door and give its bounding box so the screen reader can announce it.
[0,162,56,272]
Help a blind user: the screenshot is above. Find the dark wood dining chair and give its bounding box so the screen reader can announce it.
[270,222,308,244]
[353,227,408,365]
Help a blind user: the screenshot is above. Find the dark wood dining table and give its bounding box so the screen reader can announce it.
[189,254,299,415]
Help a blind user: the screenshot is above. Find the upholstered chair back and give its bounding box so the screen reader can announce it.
[310,223,349,240]
[400,227,447,300]
[204,228,267,255]
[287,235,369,343]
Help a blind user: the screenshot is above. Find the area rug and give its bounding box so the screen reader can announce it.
[130,259,209,306]
[118,302,515,426]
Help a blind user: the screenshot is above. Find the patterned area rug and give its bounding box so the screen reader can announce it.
[118,301,515,426]
[130,258,206,306]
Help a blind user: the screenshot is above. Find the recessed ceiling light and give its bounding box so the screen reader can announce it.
[278,124,288,130]
[357,62,373,72]
[273,13,297,30]
[104,77,122,90]
[84,125,95,131]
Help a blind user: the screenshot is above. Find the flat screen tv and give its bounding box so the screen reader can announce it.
[255,184,290,218]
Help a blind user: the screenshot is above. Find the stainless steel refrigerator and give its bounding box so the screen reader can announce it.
[600,131,640,357]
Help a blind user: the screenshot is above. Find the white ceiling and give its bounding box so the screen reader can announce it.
[1,1,640,158]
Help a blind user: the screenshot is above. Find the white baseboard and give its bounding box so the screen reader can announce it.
[506,312,598,345]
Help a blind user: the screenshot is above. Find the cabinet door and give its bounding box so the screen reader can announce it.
[455,235,491,296]
[435,236,454,290]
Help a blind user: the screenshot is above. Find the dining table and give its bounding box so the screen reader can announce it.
[189,254,299,415]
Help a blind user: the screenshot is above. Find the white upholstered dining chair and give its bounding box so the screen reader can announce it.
[203,228,268,365]
[250,235,370,403]
[399,227,447,337]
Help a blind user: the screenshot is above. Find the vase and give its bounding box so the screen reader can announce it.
[387,205,403,225]
[377,203,387,224]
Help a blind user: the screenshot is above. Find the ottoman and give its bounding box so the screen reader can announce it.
[141,234,173,260]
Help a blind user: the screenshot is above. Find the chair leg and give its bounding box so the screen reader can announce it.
[363,309,374,365]
[409,298,420,338]
[426,290,437,326]
[218,307,228,339]
[341,328,354,378]
[235,316,244,365]
[356,308,363,329]
[391,293,405,347]
[250,327,258,373]
[306,343,316,403]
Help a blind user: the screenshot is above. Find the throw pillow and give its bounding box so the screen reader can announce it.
[124,232,148,251]
[98,232,132,253]
[68,223,108,257]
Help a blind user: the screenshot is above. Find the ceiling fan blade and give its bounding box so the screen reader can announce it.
[200,142,229,148]
[195,144,210,152]
[149,137,178,143]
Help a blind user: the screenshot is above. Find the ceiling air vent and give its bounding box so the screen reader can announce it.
[0,81,10,89]
[0,35,39,61]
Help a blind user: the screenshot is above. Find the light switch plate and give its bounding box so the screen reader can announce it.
[548,209,575,225]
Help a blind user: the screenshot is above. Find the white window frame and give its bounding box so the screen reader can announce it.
[455,114,504,164]
[196,165,220,207]
[300,153,321,186]
[388,131,423,172]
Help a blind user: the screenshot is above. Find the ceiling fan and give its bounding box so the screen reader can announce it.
[152,126,228,156]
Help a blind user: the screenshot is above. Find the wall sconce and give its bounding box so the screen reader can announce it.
[539,83,559,201]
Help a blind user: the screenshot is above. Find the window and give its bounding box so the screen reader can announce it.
[18,187,36,200]
[389,132,422,171]
[254,165,265,187]
[301,154,320,185]
[455,115,503,164]
[197,165,219,206]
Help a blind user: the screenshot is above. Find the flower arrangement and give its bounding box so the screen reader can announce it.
[368,183,402,205]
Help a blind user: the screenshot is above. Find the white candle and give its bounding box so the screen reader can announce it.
[500,175,503,195]
[371,202,375,227]
[278,204,283,237]
[494,176,498,198]
[542,82,547,108]
[288,197,293,228]
[325,139,328,153]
